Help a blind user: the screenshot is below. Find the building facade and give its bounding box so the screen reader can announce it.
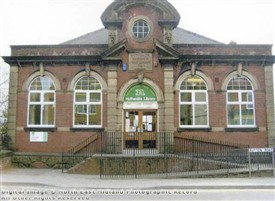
[3,0,275,154]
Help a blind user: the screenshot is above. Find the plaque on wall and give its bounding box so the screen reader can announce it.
[129,53,152,71]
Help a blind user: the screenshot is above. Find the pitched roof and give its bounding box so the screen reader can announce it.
[63,28,109,45]
[62,27,222,45]
[173,28,222,44]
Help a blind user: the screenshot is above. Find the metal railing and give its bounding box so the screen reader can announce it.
[61,132,274,178]
[61,133,100,171]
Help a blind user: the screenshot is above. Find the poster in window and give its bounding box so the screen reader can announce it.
[147,124,153,132]
[125,119,130,132]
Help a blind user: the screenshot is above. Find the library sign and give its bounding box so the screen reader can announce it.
[125,84,157,102]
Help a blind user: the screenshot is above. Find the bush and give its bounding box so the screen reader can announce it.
[0,111,11,150]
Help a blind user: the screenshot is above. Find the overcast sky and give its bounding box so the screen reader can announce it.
[0,0,274,62]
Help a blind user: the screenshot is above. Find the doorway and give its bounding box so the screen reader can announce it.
[124,110,157,149]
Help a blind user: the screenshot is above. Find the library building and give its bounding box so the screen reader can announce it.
[2,0,275,170]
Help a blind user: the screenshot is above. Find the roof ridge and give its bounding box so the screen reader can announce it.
[175,27,223,44]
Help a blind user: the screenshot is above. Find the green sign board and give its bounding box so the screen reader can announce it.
[125,84,157,102]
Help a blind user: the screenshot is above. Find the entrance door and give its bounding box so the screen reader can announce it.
[124,110,157,149]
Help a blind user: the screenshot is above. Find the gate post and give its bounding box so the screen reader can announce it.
[248,148,252,178]
[100,132,103,179]
[133,148,137,179]
[272,150,275,177]
[164,132,168,178]
[61,152,64,173]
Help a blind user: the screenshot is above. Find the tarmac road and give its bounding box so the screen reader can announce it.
[0,168,275,201]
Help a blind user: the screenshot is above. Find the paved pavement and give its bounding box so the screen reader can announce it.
[0,168,275,200]
[0,168,274,189]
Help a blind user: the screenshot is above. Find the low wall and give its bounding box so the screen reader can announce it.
[0,150,13,170]
[12,153,62,169]
[67,155,234,175]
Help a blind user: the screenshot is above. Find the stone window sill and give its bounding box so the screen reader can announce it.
[24,127,57,132]
[177,127,212,132]
[70,127,105,132]
[225,127,259,132]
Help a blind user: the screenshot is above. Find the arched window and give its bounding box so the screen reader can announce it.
[226,76,255,127]
[179,76,209,127]
[74,76,102,127]
[28,76,55,127]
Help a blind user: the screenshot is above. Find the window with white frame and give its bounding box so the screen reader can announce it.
[28,77,55,127]
[179,76,209,127]
[227,76,255,127]
[133,20,150,39]
[74,76,102,127]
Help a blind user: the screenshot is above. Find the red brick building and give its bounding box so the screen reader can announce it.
[3,0,275,155]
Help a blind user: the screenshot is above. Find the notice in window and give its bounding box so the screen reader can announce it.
[147,124,153,132]
[125,119,130,132]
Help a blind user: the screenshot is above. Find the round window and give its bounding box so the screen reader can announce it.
[132,20,150,39]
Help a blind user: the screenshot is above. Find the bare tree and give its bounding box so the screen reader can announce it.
[0,73,10,150]
[0,107,11,150]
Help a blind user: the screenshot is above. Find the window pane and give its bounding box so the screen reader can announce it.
[90,78,101,90]
[30,77,55,91]
[75,93,86,102]
[75,105,87,125]
[241,105,254,125]
[29,105,41,125]
[44,93,54,102]
[227,76,253,90]
[180,76,207,90]
[41,77,55,90]
[43,105,54,125]
[144,27,149,32]
[180,105,193,126]
[195,92,206,102]
[30,78,42,90]
[242,92,253,102]
[90,93,101,102]
[30,93,40,102]
[88,105,101,125]
[181,92,192,102]
[133,20,149,39]
[247,92,253,102]
[142,112,156,132]
[75,77,101,91]
[195,105,207,125]
[228,105,240,125]
[228,92,239,102]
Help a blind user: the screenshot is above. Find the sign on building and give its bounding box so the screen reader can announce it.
[129,53,153,71]
[249,148,274,153]
[30,132,48,142]
[124,84,157,102]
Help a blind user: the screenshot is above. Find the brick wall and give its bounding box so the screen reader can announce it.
[9,1,272,153]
